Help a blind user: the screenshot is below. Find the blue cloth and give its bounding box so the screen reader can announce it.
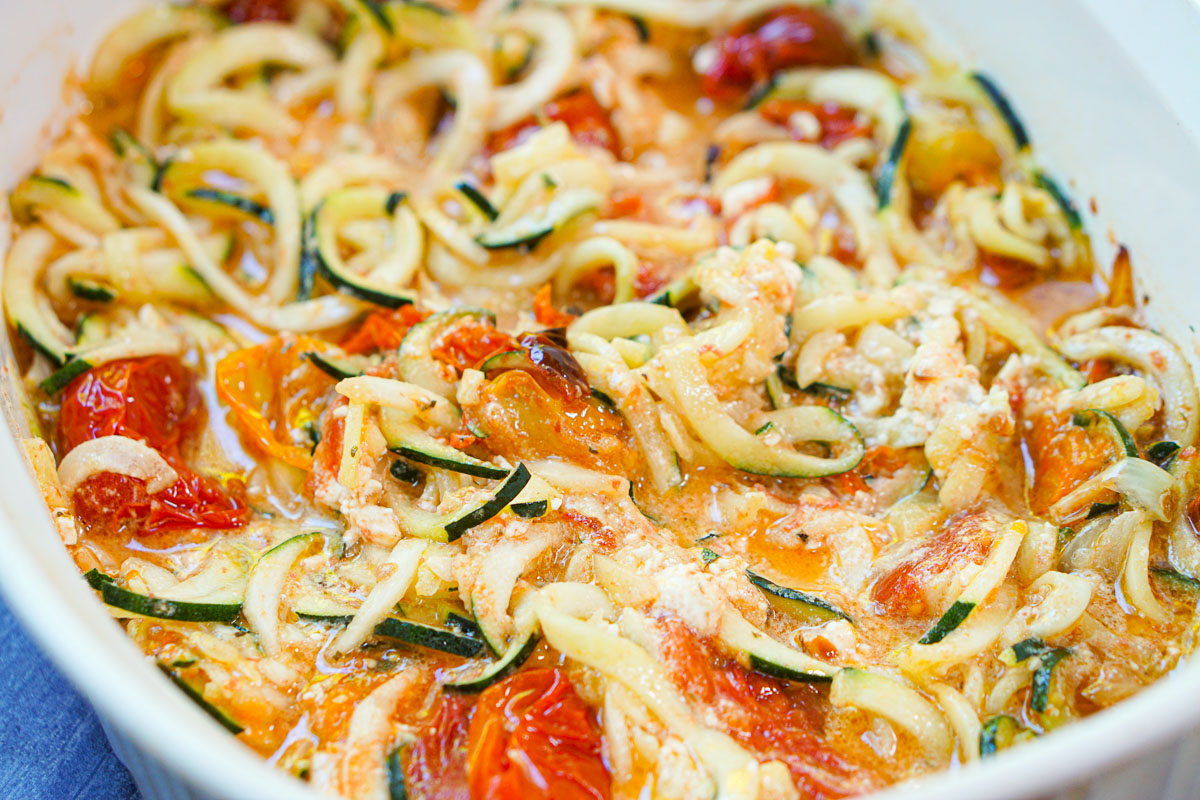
[0,598,139,800]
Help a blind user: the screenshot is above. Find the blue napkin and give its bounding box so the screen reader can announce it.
[0,598,139,800]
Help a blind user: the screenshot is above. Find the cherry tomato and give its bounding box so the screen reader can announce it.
[430,320,518,372]
[1022,412,1115,516]
[487,89,619,156]
[467,668,610,800]
[58,356,246,535]
[703,7,857,100]
[658,620,877,798]
[215,335,336,470]
[340,306,430,355]
[404,692,473,800]
[758,99,873,149]
[59,356,194,454]
[871,512,999,617]
[532,284,577,328]
[223,0,291,23]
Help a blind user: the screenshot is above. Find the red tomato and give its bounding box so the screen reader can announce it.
[871,512,998,617]
[430,320,518,372]
[340,306,431,354]
[467,669,610,800]
[223,0,290,23]
[544,90,620,156]
[703,7,857,99]
[758,99,873,149]
[58,356,246,535]
[487,90,619,156]
[404,692,473,800]
[59,356,194,454]
[532,284,577,328]
[658,620,877,798]
[1021,412,1114,516]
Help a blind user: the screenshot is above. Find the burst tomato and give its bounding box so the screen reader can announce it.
[703,7,857,99]
[430,320,517,372]
[758,99,873,149]
[58,356,245,535]
[467,669,610,800]
[487,89,619,156]
[215,335,336,470]
[532,284,577,327]
[658,620,877,798]
[340,306,430,354]
[404,692,473,800]
[223,0,290,23]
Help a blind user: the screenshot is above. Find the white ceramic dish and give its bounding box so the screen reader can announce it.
[1,2,1199,799]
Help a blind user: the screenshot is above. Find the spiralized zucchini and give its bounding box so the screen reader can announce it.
[11,3,1200,797]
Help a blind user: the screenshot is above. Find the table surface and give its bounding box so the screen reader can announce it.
[0,597,139,800]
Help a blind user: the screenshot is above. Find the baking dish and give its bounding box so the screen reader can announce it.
[1,1,1199,799]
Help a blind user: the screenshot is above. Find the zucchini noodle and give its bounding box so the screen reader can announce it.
[9,3,1199,798]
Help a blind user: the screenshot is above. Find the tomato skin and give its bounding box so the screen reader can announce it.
[487,89,619,156]
[657,620,877,799]
[340,306,430,354]
[404,692,473,800]
[532,284,577,328]
[59,356,194,455]
[430,321,518,372]
[223,0,290,23]
[58,356,246,535]
[703,8,857,100]
[758,99,872,149]
[215,335,336,470]
[467,669,610,800]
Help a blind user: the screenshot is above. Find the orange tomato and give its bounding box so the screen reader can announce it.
[340,306,430,354]
[467,669,610,800]
[215,335,336,470]
[532,284,577,327]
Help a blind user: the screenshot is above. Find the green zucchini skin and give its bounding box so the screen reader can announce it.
[390,442,508,479]
[1147,440,1181,470]
[157,663,244,734]
[1033,171,1082,229]
[68,277,117,303]
[746,570,852,624]
[510,500,548,519]
[443,463,532,541]
[304,351,365,380]
[185,188,274,225]
[1029,647,1070,713]
[374,617,485,657]
[875,116,912,212]
[747,653,833,684]
[39,358,93,395]
[389,458,424,486]
[1151,566,1200,592]
[455,181,499,221]
[917,599,974,645]
[443,630,540,692]
[386,747,408,800]
[1071,408,1138,458]
[970,71,1029,150]
[85,570,242,624]
[979,714,1019,757]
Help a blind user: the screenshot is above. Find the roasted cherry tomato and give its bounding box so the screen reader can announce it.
[215,335,336,470]
[532,284,577,328]
[223,0,291,23]
[758,99,873,149]
[340,306,431,354]
[58,356,245,535]
[467,669,610,800]
[487,89,619,156]
[404,691,473,800]
[703,7,857,100]
[430,320,518,372]
[658,619,877,798]
[1023,412,1115,516]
